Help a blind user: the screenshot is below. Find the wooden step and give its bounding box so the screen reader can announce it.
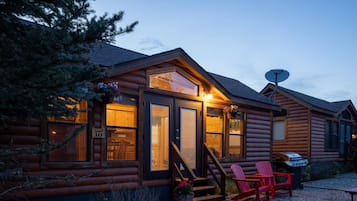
[193,185,216,197]
[193,194,225,201]
[193,185,216,192]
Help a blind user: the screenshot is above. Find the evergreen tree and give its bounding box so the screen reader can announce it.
[0,0,138,122]
[0,2,137,196]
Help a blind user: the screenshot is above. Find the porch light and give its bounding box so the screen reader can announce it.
[203,93,213,101]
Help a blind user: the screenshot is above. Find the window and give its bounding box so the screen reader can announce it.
[149,70,199,96]
[206,108,224,158]
[205,107,245,159]
[106,95,137,161]
[325,120,338,150]
[228,117,244,157]
[47,101,88,161]
[273,120,286,141]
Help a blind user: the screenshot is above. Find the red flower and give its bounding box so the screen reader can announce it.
[174,179,194,195]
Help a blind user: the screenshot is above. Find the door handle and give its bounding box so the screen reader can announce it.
[175,129,180,140]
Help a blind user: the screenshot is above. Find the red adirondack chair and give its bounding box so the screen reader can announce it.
[230,164,270,201]
[255,161,293,199]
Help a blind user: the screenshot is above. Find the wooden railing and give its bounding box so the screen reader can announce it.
[170,142,197,186]
[203,143,227,197]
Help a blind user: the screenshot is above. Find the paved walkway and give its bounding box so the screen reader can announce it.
[273,172,357,201]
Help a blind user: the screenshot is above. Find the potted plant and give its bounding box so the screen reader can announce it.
[223,104,239,118]
[173,179,194,201]
[95,81,120,103]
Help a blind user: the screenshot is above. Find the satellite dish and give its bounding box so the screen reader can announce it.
[265,69,289,86]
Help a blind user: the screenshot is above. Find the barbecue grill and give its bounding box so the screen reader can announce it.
[273,152,308,189]
[274,152,308,167]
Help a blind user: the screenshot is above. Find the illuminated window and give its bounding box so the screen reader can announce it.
[228,117,244,157]
[48,101,88,161]
[205,107,245,159]
[150,104,169,171]
[206,108,223,158]
[149,71,198,96]
[106,95,137,161]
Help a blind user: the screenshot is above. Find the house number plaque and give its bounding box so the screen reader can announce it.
[92,128,105,138]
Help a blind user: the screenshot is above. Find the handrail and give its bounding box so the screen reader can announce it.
[203,143,227,196]
[170,142,197,186]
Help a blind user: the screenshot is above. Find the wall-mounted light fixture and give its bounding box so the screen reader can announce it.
[203,93,213,101]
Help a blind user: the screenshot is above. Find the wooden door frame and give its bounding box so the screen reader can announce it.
[143,92,203,180]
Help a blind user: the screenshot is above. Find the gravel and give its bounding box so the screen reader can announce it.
[272,172,357,201]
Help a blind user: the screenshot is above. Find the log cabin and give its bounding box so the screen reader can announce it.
[261,83,357,177]
[0,43,281,201]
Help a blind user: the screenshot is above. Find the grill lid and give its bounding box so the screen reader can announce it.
[275,152,303,161]
[274,152,308,167]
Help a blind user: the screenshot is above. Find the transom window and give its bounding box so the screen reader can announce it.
[47,100,88,162]
[106,94,137,161]
[149,70,199,96]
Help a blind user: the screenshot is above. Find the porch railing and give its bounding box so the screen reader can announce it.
[170,142,197,186]
[203,143,227,197]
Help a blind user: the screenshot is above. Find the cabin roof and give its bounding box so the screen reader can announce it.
[209,73,277,106]
[88,43,280,109]
[87,42,147,66]
[261,83,356,115]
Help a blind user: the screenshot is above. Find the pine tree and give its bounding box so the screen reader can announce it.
[0,0,138,122]
[0,2,138,196]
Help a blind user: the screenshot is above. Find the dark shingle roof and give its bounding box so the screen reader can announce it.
[87,42,147,66]
[86,43,278,108]
[209,73,277,106]
[277,85,350,113]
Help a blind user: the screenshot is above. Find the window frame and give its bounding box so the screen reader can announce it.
[105,94,138,162]
[206,108,224,158]
[226,113,245,160]
[42,100,94,168]
[325,120,339,151]
[205,107,246,161]
[272,117,287,141]
[147,67,202,97]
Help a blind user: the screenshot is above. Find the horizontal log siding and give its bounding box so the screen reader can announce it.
[219,109,272,175]
[272,93,310,158]
[310,114,340,161]
[0,70,146,199]
[114,70,146,91]
[1,121,141,199]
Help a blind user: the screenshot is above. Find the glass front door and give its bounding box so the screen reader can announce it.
[144,93,202,179]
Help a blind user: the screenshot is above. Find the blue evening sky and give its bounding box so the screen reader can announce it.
[92,0,357,105]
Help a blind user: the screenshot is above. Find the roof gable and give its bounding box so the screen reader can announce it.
[88,45,280,109]
[261,83,357,116]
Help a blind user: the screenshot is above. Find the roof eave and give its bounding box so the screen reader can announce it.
[230,96,281,111]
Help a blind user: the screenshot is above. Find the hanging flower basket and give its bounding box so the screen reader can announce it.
[95,81,120,103]
[223,105,239,119]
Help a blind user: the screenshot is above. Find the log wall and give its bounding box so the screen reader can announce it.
[1,63,276,199]
[218,109,272,175]
[310,114,340,161]
[272,93,310,159]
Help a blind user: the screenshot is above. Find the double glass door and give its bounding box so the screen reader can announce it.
[143,93,202,179]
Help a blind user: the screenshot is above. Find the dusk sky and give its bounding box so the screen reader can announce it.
[92,0,357,105]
